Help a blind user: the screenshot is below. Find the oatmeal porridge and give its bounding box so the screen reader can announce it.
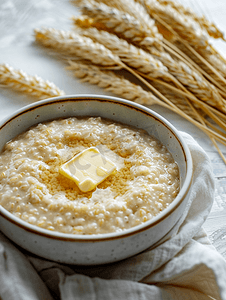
[0,117,180,235]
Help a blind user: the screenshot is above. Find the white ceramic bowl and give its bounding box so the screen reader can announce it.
[0,95,193,265]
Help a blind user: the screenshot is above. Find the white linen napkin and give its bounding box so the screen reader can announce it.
[0,132,226,300]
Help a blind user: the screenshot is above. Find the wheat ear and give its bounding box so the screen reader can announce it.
[143,0,209,52]
[143,0,226,89]
[156,0,225,40]
[34,28,122,69]
[74,0,162,45]
[75,26,177,83]
[141,43,225,112]
[0,64,65,99]
[67,60,202,121]
[89,0,159,35]
[75,1,162,50]
[66,61,164,107]
[161,38,226,96]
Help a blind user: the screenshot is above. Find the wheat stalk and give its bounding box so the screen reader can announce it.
[34,27,178,109]
[143,0,209,52]
[161,38,226,96]
[151,78,226,162]
[73,0,162,45]
[74,1,162,50]
[74,14,226,96]
[142,0,226,90]
[170,38,226,91]
[34,28,175,112]
[35,25,226,122]
[34,27,176,111]
[123,64,226,144]
[182,43,226,89]
[0,64,65,99]
[156,0,225,40]
[149,80,201,120]
[34,28,122,69]
[67,60,205,122]
[75,26,177,83]
[140,42,225,112]
[66,60,164,107]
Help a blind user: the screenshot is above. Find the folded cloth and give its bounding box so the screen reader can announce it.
[1,132,226,300]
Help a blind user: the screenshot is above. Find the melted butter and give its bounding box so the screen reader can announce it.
[59,147,117,192]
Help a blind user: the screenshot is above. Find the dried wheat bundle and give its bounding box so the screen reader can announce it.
[72,12,225,111]
[74,16,226,112]
[66,60,163,107]
[0,63,65,99]
[34,28,122,69]
[156,0,225,40]
[76,0,226,102]
[76,26,177,83]
[74,1,162,50]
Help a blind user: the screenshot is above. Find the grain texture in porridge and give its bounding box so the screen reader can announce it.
[0,117,180,235]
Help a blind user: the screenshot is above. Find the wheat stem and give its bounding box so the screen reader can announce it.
[146,76,226,133]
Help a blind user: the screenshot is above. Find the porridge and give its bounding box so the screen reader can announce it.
[0,117,180,235]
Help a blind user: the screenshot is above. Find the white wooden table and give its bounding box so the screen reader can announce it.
[0,0,226,260]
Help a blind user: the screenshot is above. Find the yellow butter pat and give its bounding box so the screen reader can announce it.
[59,147,116,192]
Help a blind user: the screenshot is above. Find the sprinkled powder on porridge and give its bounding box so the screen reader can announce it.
[0,117,180,234]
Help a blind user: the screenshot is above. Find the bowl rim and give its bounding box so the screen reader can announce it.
[0,94,193,242]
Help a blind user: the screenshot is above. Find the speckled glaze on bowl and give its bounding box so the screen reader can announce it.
[0,95,193,265]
